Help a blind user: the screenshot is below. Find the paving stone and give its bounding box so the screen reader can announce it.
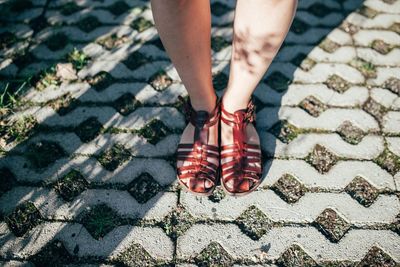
[257,103,379,132]
[0,186,177,221]
[0,222,174,260]
[180,191,400,223]
[263,159,396,190]
[176,224,400,262]
[260,132,384,159]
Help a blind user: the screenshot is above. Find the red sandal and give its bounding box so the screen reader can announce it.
[219,96,263,196]
[176,95,221,196]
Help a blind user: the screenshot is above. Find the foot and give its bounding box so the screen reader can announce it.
[219,96,262,192]
[176,96,220,192]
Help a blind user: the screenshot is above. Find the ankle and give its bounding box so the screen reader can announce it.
[221,93,251,114]
[190,93,218,113]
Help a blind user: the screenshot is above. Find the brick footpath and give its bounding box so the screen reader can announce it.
[0,0,399,266]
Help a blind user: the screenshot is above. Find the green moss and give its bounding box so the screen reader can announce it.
[5,201,43,237]
[45,32,69,51]
[131,17,153,33]
[96,143,131,171]
[60,2,83,16]
[137,119,172,145]
[236,205,273,240]
[148,70,172,91]
[54,169,89,201]
[194,241,234,267]
[127,172,163,204]
[74,117,103,142]
[374,148,400,175]
[66,48,90,71]
[77,16,101,33]
[80,203,126,240]
[25,140,67,169]
[87,71,114,91]
[0,114,38,145]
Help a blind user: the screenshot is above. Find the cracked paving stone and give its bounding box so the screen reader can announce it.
[137,119,172,145]
[0,167,17,197]
[314,208,351,243]
[371,40,393,55]
[324,74,350,93]
[96,143,131,171]
[345,176,379,207]
[79,203,127,240]
[131,17,153,33]
[271,173,307,204]
[290,18,310,34]
[210,2,231,17]
[159,204,196,240]
[276,244,317,267]
[235,205,273,240]
[53,169,89,202]
[49,94,80,116]
[107,1,130,16]
[5,201,43,237]
[308,3,332,17]
[265,71,292,92]
[306,144,339,174]
[127,172,163,204]
[194,241,235,267]
[74,116,104,143]
[349,58,377,79]
[148,70,173,91]
[0,31,17,50]
[269,120,300,144]
[60,2,83,16]
[299,95,327,117]
[319,38,340,53]
[123,51,150,70]
[383,77,400,96]
[25,140,67,169]
[97,33,129,50]
[77,16,101,33]
[374,147,400,176]
[336,120,365,145]
[358,246,397,267]
[211,36,230,52]
[45,32,69,51]
[87,71,114,91]
[389,22,400,34]
[208,186,227,203]
[362,97,388,122]
[212,72,228,91]
[113,92,141,115]
[357,6,378,18]
[28,240,76,266]
[114,243,157,267]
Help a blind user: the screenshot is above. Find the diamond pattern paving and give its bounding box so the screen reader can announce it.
[0,0,399,266]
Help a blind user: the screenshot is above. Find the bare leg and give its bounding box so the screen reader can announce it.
[150,0,216,112]
[150,0,218,190]
[221,0,298,189]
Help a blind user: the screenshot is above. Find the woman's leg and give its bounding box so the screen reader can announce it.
[150,0,216,112]
[150,0,217,189]
[223,0,298,112]
[221,0,298,189]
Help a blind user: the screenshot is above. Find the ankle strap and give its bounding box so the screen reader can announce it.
[220,97,256,126]
[178,95,220,129]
